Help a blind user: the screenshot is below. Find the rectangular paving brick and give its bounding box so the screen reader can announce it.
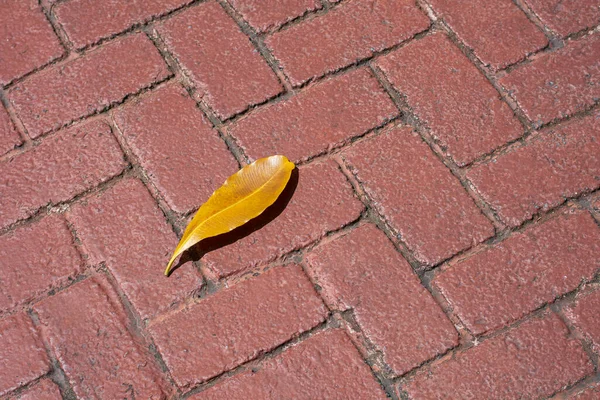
[0,313,50,396]
[0,215,82,312]
[500,34,600,124]
[149,265,328,388]
[112,83,239,214]
[15,379,62,400]
[229,68,398,163]
[66,178,203,320]
[524,0,600,37]
[34,277,169,399]
[0,119,126,229]
[266,0,430,85]
[376,33,523,165]
[0,0,64,84]
[405,313,593,399]
[428,0,547,69]
[343,125,494,266]
[8,33,169,138]
[434,210,600,335]
[193,329,386,399]
[228,0,322,32]
[157,1,283,119]
[306,224,458,375]
[203,160,364,278]
[54,0,191,49]
[0,104,21,155]
[467,112,600,227]
[564,289,600,354]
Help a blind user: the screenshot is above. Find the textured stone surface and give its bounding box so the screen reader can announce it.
[564,289,600,353]
[467,112,600,227]
[203,160,364,278]
[34,277,169,399]
[343,125,494,266]
[228,0,322,32]
[8,33,169,138]
[193,329,386,399]
[54,0,191,48]
[306,224,458,375]
[0,215,81,311]
[66,178,202,320]
[0,0,64,84]
[405,313,593,399]
[434,211,600,335]
[230,68,397,163]
[0,119,126,229]
[500,34,600,124]
[524,0,600,37]
[377,33,523,165]
[569,383,600,400]
[157,1,282,119]
[0,313,50,396]
[266,0,430,85]
[0,105,21,155]
[149,265,327,388]
[112,83,238,213]
[428,0,547,69]
[15,380,62,400]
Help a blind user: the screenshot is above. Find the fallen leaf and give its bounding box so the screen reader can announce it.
[165,155,296,276]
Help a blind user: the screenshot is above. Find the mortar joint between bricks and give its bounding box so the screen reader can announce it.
[38,0,74,53]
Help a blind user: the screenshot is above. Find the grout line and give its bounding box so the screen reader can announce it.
[510,0,561,42]
[0,88,31,147]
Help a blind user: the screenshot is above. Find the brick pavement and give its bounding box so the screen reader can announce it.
[0,0,599,399]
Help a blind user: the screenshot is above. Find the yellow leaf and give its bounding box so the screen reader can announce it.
[165,155,295,276]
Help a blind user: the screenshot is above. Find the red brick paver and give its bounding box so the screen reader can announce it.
[34,277,169,399]
[0,104,21,155]
[564,289,600,353]
[0,119,126,228]
[343,125,494,266]
[227,0,322,32]
[376,33,523,165]
[0,0,64,85]
[405,313,593,399]
[306,224,458,375]
[266,0,430,85]
[157,1,283,119]
[0,313,50,396]
[149,265,327,388]
[13,380,62,400]
[193,329,386,399]
[523,0,600,37]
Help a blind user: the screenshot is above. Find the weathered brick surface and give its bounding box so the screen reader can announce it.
[524,0,600,37]
[434,211,600,335]
[343,126,494,266]
[564,289,600,353]
[377,33,522,165]
[405,313,593,399]
[149,265,327,388]
[112,83,239,213]
[0,119,126,229]
[229,68,397,163]
[467,112,600,227]
[14,379,62,400]
[0,0,64,85]
[8,33,169,138]
[34,277,169,399]
[66,178,202,320]
[0,215,82,311]
[500,34,600,125]
[569,383,600,400]
[0,313,50,396]
[0,105,21,155]
[428,0,547,69]
[203,160,364,278]
[306,224,458,375]
[54,0,191,49]
[157,2,283,119]
[266,0,430,85]
[193,329,386,399]
[228,0,322,32]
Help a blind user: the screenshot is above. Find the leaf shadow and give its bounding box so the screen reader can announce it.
[167,167,299,277]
